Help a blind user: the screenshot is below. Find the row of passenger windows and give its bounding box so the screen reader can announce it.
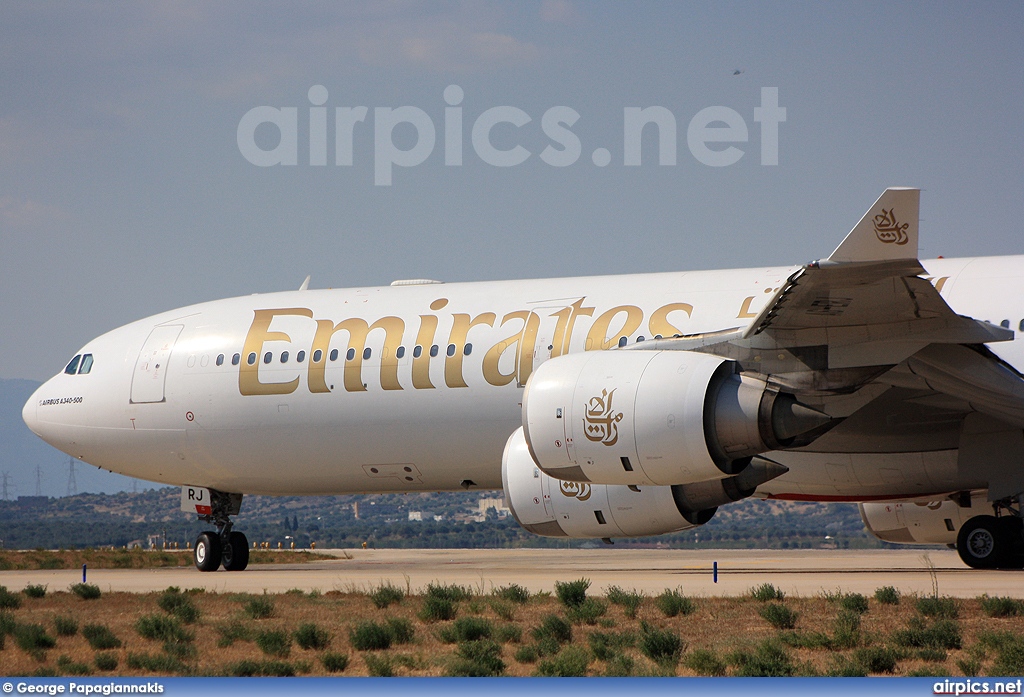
[205,335,674,370]
[64,354,94,375]
[211,334,668,369]
[212,343,477,368]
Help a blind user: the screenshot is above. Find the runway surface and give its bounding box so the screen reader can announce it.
[4,548,1022,597]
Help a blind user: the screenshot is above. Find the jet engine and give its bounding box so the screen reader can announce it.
[523,350,830,487]
[502,427,788,539]
[859,493,988,545]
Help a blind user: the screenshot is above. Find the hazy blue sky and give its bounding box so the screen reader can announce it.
[2,1,1022,381]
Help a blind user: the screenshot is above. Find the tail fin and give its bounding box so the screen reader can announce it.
[828,187,920,263]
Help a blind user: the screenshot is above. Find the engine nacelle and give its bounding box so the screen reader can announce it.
[502,427,789,539]
[859,493,989,545]
[523,350,829,486]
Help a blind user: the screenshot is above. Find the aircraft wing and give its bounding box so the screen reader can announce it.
[632,188,1015,397]
[744,188,1009,367]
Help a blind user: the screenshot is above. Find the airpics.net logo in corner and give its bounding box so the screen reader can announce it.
[237,85,786,186]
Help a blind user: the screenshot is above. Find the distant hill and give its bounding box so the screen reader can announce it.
[0,378,148,498]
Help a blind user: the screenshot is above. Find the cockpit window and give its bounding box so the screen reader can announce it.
[64,355,81,375]
[78,354,94,374]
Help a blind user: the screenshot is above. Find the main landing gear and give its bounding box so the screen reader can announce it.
[956,495,1024,570]
[192,489,249,572]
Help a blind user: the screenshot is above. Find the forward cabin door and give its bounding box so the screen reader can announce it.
[130,325,183,404]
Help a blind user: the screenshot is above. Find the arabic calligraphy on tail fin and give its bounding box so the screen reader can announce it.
[872,208,910,245]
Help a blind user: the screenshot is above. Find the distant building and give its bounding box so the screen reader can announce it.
[408,511,423,521]
[473,497,509,519]
[477,497,509,521]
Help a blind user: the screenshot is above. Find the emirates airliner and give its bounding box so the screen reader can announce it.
[23,189,1024,572]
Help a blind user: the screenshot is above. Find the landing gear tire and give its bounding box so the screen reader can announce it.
[194,531,222,572]
[957,515,1003,568]
[222,531,250,571]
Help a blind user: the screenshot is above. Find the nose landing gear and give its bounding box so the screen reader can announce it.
[187,489,249,572]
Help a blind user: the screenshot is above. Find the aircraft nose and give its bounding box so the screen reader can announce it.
[22,386,40,436]
[22,379,67,451]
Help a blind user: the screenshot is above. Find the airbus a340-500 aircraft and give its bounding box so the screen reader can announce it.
[23,188,1024,572]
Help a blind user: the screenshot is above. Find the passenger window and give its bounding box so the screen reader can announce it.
[64,355,81,375]
[363,347,372,360]
[330,348,339,361]
[464,343,472,356]
[413,345,422,358]
[345,348,354,361]
[232,353,241,366]
[1001,319,1010,329]
[313,349,323,363]
[637,336,645,342]
[247,353,257,365]
[618,336,628,348]
[216,354,224,366]
[281,351,289,364]
[396,346,406,359]
[263,352,272,364]
[78,354,94,374]
[297,350,306,362]
[430,345,439,357]
[446,344,456,357]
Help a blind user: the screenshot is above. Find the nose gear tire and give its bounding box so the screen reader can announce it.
[221,531,250,571]
[194,531,222,572]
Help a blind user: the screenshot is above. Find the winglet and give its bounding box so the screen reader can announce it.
[827,188,920,263]
[298,275,311,291]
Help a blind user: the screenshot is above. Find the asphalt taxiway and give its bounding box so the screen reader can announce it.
[3,548,1022,597]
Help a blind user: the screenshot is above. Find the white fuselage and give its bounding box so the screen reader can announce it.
[22,255,1024,500]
